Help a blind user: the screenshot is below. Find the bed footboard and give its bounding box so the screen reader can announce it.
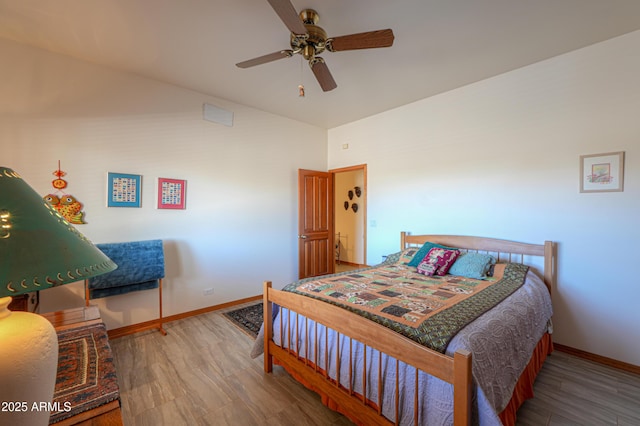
[263,281,472,426]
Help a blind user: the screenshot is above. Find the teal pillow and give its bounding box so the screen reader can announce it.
[448,252,496,279]
[407,242,454,267]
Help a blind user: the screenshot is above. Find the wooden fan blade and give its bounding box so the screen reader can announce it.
[328,29,394,52]
[236,50,293,68]
[267,0,308,35]
[310,58,337,92]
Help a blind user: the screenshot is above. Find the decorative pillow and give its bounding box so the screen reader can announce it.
[397,247,421,265]
[380,251,401,265]
[407,242,455,267]
[448,252,496,279]
[380,247,424,266]
[417,247,460,276]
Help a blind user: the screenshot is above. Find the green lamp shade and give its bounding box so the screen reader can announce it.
[0,167,117,297]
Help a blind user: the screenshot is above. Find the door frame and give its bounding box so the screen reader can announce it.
[330,164,367,266]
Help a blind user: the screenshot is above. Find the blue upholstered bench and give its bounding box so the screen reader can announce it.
[84,239,167,334]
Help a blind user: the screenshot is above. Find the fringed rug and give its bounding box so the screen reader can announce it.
[49,323,120,424]
[222,302,263,339]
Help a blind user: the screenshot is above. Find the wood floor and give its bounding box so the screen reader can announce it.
[110,307,640,426]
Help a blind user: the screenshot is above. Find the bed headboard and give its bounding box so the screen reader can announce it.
[400,232,557,293]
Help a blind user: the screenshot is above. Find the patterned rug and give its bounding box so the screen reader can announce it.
[49,323,120,424]
[222,302,263,339]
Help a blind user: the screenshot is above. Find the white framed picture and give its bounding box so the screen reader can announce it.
[579,151,624,193]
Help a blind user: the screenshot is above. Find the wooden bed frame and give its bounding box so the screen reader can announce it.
[262,233,557,426]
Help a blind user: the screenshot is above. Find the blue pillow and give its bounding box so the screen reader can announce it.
[407,242,454,267]
[448,252,496,279]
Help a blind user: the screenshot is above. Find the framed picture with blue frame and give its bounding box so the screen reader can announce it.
[107,172,142,207]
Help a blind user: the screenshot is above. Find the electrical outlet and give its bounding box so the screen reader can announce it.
[203,288,214,296]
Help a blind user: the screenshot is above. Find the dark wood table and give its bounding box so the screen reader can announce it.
[41,307,124,426]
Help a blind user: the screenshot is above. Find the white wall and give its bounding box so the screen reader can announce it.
[2,29,638,367]
[0,39,327,330]
[328,31,640,366]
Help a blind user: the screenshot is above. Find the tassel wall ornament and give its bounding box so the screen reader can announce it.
[43,161,87,225]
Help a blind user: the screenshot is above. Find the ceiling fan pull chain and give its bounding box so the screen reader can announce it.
[299,56,305,97]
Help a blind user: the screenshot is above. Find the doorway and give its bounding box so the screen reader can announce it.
[331,164,366,269]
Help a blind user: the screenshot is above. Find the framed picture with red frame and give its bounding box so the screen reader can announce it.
[157,178,186,209]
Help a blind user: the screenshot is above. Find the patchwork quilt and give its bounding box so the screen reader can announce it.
[284,261,529,353]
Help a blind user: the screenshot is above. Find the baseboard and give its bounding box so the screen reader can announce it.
[107,294,262,339]
[554,343,640,375]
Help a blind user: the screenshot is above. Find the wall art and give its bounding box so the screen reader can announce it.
[580,151,624,193]
[158,177,187,209]
[43,161,87,224]
[107,172,142,207]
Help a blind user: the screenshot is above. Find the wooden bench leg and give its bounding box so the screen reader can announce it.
[158,278,167,335]
[84,280,90,307]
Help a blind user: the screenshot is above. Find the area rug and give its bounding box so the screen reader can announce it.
[222,302,263,339]
[49,323,120,424]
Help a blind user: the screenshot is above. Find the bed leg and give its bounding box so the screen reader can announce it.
[453,349,472,426]
[263,281,273,373]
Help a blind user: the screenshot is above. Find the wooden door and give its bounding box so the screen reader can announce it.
[298,169,334,279]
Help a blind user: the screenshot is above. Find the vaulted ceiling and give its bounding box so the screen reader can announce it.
[2,0,640,128]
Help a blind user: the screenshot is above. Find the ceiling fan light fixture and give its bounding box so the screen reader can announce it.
[299,9,319,25]
[236,1,394,92]
[302,45,315,60]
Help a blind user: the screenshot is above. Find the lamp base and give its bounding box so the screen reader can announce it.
[0,297,59,426]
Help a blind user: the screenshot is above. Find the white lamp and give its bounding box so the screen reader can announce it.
[0,167,116,426]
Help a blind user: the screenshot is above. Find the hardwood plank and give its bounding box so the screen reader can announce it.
[109,311,640,426]
[516,351,640,425]
[555,343,640,375]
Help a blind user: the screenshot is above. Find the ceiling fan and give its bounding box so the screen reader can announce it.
[235,0,395,92]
